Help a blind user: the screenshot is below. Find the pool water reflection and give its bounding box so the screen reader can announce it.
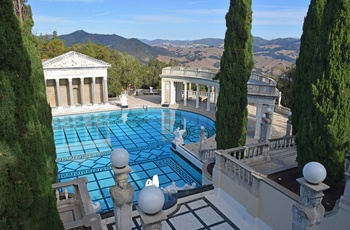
[53,108,216,213]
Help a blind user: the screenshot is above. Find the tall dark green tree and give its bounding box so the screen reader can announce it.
[296,0,350,184]
[215,0,254,149]
[0,0,63,228]
[292,0,326,135]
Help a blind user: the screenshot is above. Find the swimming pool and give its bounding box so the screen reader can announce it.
[53,108,216,213]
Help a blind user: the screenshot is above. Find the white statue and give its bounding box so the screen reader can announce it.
[145,175,159,188]
[173,127,186,145]
[120,94,128,108]
[161,181,196,194]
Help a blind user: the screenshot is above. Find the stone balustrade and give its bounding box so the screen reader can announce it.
[162,66,217,81]
[215,150,262,196]
[162,67,278,98]
[198,148,216,162]
[269,135,296,149]
[52,177,102,230]
[223,143,270,162]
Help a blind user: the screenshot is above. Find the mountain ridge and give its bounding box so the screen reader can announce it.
[58,30,300,75]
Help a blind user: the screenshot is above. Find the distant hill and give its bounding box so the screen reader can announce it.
[59,30,300,76]
[58,30,171,62]
[146,37,299,76]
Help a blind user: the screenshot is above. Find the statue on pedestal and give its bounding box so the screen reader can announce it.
[173,127,186,145]
[199,126,206,150]
[110,169,134,230]
[110,173,134,207]
[259,108,272,143]
[120,94,128,108]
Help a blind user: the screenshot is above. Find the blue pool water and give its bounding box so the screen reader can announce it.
[53,108,216,213]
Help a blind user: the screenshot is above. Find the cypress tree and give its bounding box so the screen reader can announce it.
[0,0,63,228]
[292,0,327,135]
[297,0,350,184]
[215,0,254,149]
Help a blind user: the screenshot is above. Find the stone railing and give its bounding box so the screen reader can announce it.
[269,135,296,149]
[52,177,103,230]
[248,74,279,97]
[215,150,263,197]
[198,148,217,162]
[162,67,278,98]
[224,143,270,162]
[161,66,218,81]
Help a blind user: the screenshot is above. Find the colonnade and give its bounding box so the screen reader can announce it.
[46,76,108,108]
[161,80,219,112]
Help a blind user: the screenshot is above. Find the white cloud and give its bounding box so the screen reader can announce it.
[33,15,71,23]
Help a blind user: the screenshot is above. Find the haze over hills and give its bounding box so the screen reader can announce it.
[58,30,300,76]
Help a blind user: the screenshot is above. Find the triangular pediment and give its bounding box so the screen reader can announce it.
[42,51,111,69]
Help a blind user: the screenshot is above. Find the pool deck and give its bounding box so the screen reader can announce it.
[52,95,296,230]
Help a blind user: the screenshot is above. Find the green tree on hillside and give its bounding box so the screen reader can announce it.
[0,0,63,228]
[296,0,350,184]
[215,0,254,149]
[143,59,167,88]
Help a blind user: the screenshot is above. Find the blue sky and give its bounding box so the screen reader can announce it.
[29,0,310,40]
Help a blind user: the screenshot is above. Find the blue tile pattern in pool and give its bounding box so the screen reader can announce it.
[53,108,216,213]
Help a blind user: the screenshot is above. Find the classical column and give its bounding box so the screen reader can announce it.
[211,86,215,103]
[103,77,108,104]
[161,79,165,105]
[286,112,292,136]
[195,83,200,109]
[68,78,74,107]
[215,87,219,110]
[55,79,61,107]
[80,77,85,106]
[183,82,187,106]
[92,77,97,106]
[170,81,175,105]
[206,85,211,111]
[254,102,263,139]
[268,105,275,139]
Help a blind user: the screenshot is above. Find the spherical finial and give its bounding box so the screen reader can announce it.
[303,162,327,184]
[265,107,272,115]
[138,186,165,214]
[110,148,130,168]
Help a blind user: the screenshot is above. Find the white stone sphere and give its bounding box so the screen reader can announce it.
[265,107,272,114]
[303,161,327,184]
[138,186,165,214]
[110,148,130,168]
